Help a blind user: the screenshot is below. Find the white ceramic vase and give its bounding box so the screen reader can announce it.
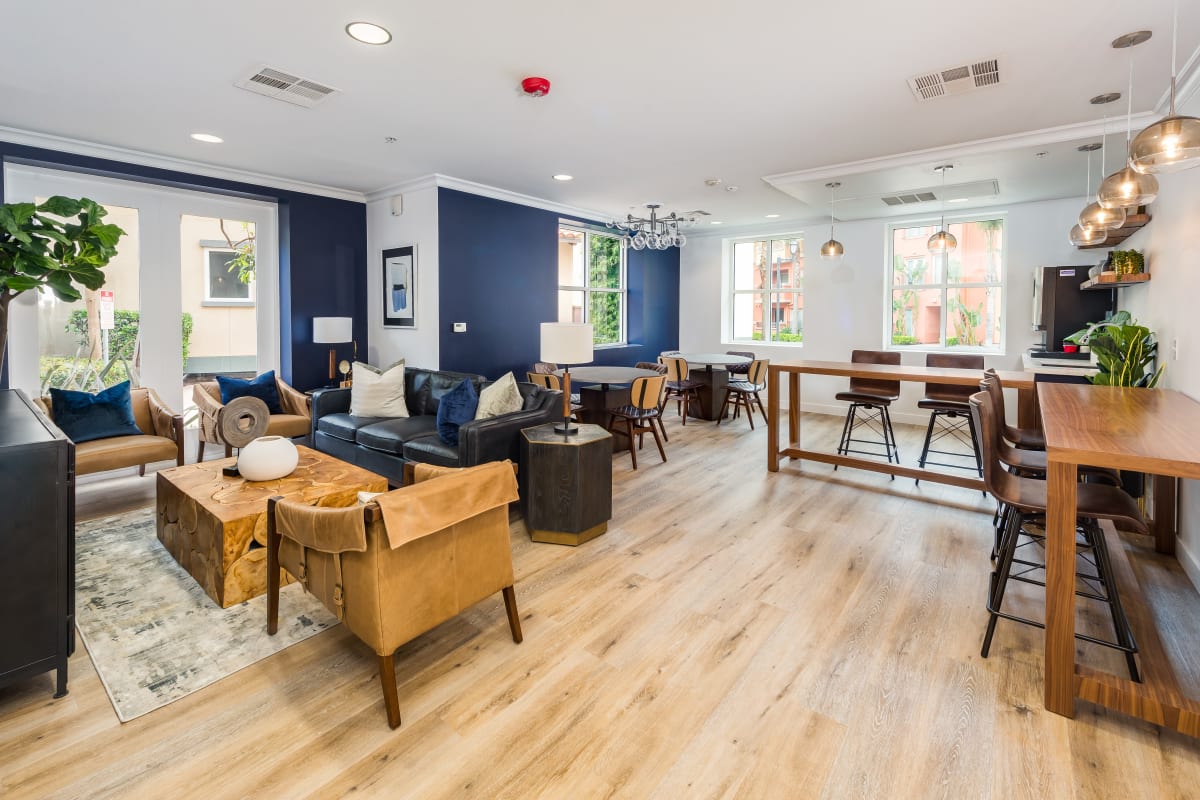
[237,436,298,481]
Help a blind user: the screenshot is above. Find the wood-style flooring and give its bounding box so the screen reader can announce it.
[3,412,1200,798]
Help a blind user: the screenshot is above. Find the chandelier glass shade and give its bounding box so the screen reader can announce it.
[1069,223,1106,247]
[927,165,957,256]
[608,204,690,250]
[820,181,844,263]
[1078,201,1126,231]
[1130,0,1200,174]
[1098,165,1159,208]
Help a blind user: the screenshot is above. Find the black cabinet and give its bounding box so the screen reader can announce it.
[0,389,74,697]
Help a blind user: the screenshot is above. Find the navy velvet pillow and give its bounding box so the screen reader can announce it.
[217,370,283,415]
[436,379,479,446]
[50,381,143,444]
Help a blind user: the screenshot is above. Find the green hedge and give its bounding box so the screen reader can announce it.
[891,335,918,345]
[750,331,803,342]
[67,310,194,364]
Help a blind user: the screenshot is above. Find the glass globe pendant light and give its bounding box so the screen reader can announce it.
[927,165,957,255]
[1099,33,1159,208]
[1070,144,1107,246]
[1080,105,1128,231]
[1130,0,1200,174]
[819,181,845,262]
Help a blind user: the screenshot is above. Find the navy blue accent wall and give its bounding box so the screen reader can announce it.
[437,188,679,379]
[0,142,366,392]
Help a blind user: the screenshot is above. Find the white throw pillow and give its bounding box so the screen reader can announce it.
[475,372,524,420]
[350,360,408,418]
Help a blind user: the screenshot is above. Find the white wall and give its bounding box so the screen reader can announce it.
[366,186,440,369]
[680,196,1102,423]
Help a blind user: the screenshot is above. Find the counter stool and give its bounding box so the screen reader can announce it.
[970,391,1142,681]
[835,350,901,469]
[982,367,1044,450]
[916,353,984,480]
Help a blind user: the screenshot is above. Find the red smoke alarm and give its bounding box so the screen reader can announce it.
[520,76,551,97]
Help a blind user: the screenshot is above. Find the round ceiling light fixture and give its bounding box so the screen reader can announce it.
[520,76,551,97]
[1100,31,1159,208]
[1080,102,1128,231]
[1130,1,1200,174]
[552,174,573,182]
[927,165,958,256]
[190,133,223,143]
[820,182,845,264]
[346,22,392,45]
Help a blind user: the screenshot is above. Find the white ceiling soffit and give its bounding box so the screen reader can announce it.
[908,58,1001,101]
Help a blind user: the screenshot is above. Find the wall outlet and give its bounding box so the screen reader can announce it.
[453,322,467,333]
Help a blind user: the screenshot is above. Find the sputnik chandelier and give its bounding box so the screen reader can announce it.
[608,204,693,250]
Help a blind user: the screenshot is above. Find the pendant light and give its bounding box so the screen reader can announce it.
[927,165,957,255]
[1099,31,1159,208]
[1070,144,1107,246]
[1080,101,1128,231]
[1129,0,1200,174]
[819,181,845,262]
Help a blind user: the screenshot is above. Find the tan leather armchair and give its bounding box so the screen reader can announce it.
[193,377,311,460]
[266,460,523,729]
[35,387,184,476]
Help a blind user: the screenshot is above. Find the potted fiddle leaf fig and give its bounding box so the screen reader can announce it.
[0,197,125,376]
[1088,315,1164,388]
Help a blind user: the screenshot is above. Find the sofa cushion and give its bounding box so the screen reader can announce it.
[50,381,144,444]
[475,372,524,420]
[351,360,407,418]
[437,379,479,446]
[74,434,178,476]
[401,435,462,468]
[356,416,440,454]
[217,371,283,414]
[427,371,485,416]
[317,413,388,443]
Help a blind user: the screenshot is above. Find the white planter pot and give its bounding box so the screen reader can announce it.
[237,436,298,482]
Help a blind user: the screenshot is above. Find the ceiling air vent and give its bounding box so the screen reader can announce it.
[235,65,339,108]
[881,191,937,206]
[908,58,1001,101]
[681,209,712,217]
[880,179,999,207]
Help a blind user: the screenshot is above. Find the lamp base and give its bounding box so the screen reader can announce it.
[554,420,579,436]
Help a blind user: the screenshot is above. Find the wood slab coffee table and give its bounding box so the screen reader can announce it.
[156,445,387,608]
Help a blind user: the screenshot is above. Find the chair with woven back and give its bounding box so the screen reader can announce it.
[530,361,558,375]
[607,374,667,469]
[658,355,704,425]
[725,350,755,377]
[718,358,768,429]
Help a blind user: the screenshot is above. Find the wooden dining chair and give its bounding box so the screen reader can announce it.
[526,372,561,390]
[718,359,768,428]
[659,356,703,425]
[607,375,667,469]
[530,361,558,375]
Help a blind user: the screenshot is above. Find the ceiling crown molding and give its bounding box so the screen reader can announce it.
[367,173,614,222]
[0,124,368,203]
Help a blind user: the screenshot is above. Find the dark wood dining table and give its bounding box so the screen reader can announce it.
[555,366,662,428]
[675,353,751,421]
[1040,383,1200,736]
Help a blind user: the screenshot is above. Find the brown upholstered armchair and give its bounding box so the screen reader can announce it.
[35,387,184,476]
[266,460,523,729]
[193,377,311,460]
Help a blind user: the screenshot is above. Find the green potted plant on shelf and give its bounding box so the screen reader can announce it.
[1088,313,1163,388]
[0,197,125,377]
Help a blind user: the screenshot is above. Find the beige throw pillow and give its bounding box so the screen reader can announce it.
[474,372,524,420]
[350,360,408,418]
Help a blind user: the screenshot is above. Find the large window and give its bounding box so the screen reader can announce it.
[729,236,803,344]
[887,218,1005,352]
[558,227,625,346]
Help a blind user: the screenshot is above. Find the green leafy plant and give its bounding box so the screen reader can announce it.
[0,197,125,374]
[220,219,256,284]
[67,310,194,364]
[1086,313,1164,387]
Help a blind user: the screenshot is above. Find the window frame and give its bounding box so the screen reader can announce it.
[202,246,255,307]
[726,233,805,346]
[557,225,627,348]
[884,213,1007,355]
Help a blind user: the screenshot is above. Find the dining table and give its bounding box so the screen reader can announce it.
[1039,382,1200,736]
[674,353,752,421]
[555,365,662,429]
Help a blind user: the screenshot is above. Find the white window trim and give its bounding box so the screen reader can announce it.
[883,213,1007,355]
[726,233,805,347]
[203,246,255,306]
[558,226,627,348]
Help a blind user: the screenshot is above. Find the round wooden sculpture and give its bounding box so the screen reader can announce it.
[219,396,270,448]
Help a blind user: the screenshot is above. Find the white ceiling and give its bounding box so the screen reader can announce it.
[1,1,1198,225]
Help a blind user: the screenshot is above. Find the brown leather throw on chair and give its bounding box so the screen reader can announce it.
[266,460,523,729]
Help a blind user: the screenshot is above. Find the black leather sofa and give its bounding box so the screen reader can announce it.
[311,367,560,485]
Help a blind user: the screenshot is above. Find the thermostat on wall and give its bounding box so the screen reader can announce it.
[453,322,467,333]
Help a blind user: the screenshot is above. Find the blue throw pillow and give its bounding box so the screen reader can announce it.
[437,379,479,446]
[217,370,283,414]
[50,381,144,444]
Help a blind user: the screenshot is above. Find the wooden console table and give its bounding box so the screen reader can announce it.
[766,360,1035,490]
[1040,383,1200,735]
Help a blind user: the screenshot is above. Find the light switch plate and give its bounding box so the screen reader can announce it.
[453,322,467,333]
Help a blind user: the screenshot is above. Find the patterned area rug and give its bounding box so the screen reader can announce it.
[76,508,338,722]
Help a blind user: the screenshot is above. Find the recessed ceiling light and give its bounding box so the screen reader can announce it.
[710,220,723,225]
[946,198,970,203]
[765,213,781,218]
[346,21,392,45]
[552,174,574,182]
[190,133,223,143]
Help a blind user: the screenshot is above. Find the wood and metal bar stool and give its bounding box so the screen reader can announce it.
[916,353,984,478]
[982,367,1044,450]
[607,375,668,469]
[969,390,1142,681]
[718,358,768,429]
[835,350,901,468]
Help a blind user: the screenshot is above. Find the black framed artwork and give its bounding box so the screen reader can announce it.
[382,245,416,328]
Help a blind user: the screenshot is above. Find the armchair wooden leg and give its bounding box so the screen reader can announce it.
[502,585,523,644]
[197,441,206,463]
[224,443,233,459]
[138,464,145,477]
[266,497,281,636]
[379,652,402,729]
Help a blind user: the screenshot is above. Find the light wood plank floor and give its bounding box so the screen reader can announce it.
[3,411,1200,798]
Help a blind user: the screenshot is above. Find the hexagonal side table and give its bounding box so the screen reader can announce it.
[519,423,613,546]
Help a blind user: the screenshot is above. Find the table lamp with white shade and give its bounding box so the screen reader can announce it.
[540,322,593,435]
[313,316,354,387]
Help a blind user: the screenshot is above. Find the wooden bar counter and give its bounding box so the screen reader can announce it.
[765,360,1035,490]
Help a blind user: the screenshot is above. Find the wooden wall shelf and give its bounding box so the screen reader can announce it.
[1080,273,1150,291]
[1077,210,1151,250]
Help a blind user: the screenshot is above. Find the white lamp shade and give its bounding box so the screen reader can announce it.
[313,316,353,343]
[540,322,594,365]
